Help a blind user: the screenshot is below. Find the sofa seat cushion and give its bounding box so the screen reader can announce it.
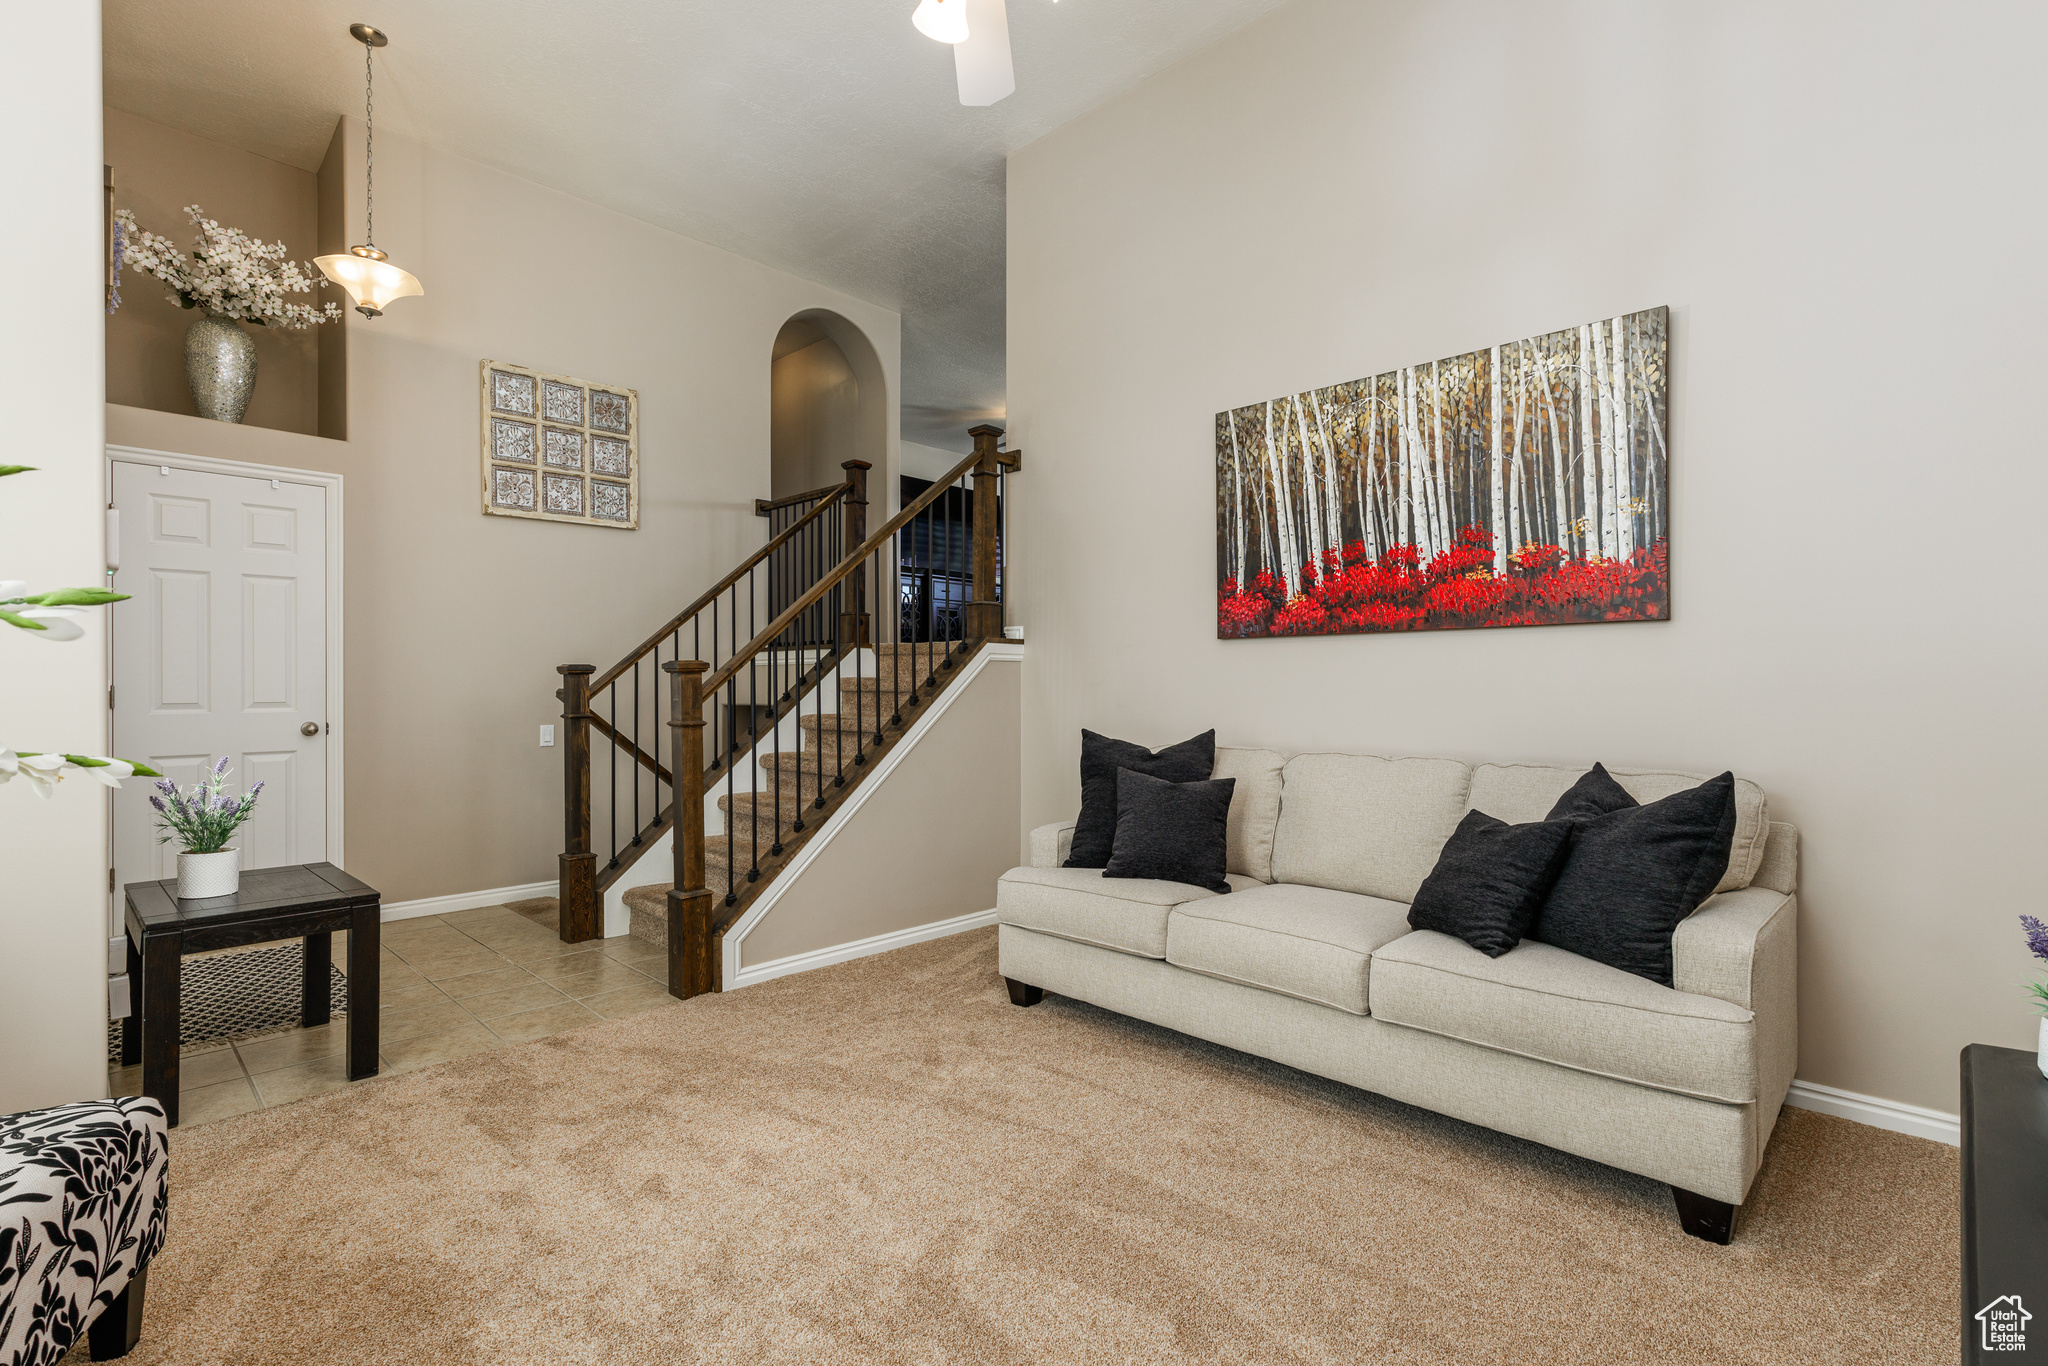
[997,866,1257,959]
[1165,883,1414,1015]
[1369,930,1757,1102]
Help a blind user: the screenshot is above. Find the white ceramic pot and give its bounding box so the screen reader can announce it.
[2039,1017,2047,1079]
[176,848,241,900]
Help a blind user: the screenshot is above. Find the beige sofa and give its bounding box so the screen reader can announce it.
[996,750,1798,1243]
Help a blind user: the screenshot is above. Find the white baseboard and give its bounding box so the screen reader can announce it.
[729,908,998,990]
[380,880,557,923]
[1784,1078,1959,1147]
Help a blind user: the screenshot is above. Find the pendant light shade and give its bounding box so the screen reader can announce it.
[313,245,423,318]
[912,0,969,44]
[315,24,423,319]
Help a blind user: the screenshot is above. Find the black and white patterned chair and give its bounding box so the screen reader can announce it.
[0,1098,168,1365]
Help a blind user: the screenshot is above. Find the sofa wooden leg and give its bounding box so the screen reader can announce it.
[1005,978,1044,1007]
[1672,1187,1736,1244]
[88,1264,147,1361]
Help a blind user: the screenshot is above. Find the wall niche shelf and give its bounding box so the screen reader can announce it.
[105,110,352,442]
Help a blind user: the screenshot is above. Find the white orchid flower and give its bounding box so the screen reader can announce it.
[11,606,84,641]
[79,758,136,790]
[7,751,74,798]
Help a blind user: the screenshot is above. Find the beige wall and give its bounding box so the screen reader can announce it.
[109,116,901,908]
[901,440,968,483]
[104,107,326,436]
[1006,0,2048,1114]
[0,4,109,1111]
[770,337,861,499]
[739,654,1019,967]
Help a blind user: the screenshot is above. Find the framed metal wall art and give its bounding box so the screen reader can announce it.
[480,360,639,529]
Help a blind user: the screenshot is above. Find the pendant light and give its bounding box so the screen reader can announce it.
[912,0,969,44]
[315,24,424,318]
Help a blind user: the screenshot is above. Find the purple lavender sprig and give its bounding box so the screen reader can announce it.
[149,757,263,854]
[2021,916,2048,1014]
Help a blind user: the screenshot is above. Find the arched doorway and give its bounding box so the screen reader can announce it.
[770,311,888,503]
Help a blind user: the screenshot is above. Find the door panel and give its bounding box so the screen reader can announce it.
[238,749,301,869]
[151,570,210,709]
[243,576,298,709]
[112,462,327,895]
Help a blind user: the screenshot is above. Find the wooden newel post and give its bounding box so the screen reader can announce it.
[664,660,715,999]
[556,665,600,943]
[835,459,872,649]
[965,424,1005,641]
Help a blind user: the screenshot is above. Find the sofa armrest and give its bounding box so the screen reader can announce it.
[1029,820,1077,869]
[1673,886,1793,1010]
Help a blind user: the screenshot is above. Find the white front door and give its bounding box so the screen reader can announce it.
[110,460,328,891]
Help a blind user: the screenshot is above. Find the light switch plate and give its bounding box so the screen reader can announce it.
[540,724,555,747]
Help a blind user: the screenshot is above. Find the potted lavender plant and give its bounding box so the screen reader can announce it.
[152,758,263,899]
[2022,916,2048,1077]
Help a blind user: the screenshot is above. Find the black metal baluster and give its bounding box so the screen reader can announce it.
[748,572,760,882]
[631,660,641,844]
[854,577,867,766]
[607,682,618,868]
[707,601,720,770]
[725,675,737,907]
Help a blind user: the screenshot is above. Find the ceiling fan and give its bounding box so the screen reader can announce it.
[912,0,1016,106]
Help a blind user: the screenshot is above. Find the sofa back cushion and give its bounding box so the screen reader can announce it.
[1270,754,1472,902]
[1213,746,1286,883]
[1467,763,1770,894]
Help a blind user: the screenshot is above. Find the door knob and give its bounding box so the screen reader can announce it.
[301,722,320,737]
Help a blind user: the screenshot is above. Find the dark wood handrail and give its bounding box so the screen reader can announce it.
[702,443,1020,697]
[591,481,849,694]
[755,482,843,516]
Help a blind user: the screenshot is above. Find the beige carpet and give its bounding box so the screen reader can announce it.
[103,928,1957,1364]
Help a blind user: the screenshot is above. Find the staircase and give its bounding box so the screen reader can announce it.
[620,640,973,945]
[555,425,1020,1000]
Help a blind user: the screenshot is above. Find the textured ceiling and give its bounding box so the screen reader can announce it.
[102,0,1289,449]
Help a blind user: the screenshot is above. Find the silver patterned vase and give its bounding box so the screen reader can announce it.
[183,314,257,423]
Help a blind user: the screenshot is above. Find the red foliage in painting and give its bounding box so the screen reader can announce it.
[1217,527,1669,638]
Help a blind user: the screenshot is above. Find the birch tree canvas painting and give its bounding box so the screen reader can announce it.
[1217,307,1669,638]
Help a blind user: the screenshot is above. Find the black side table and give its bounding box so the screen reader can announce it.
[1961,1044,2048,1362]
[122,862,381,1126]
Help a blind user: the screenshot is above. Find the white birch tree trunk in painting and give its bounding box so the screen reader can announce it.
[1530,343,1571,556]
[1422,368,1444,560]
[1309,389,1341,561]
[1430,361,1446,558]
[1589,322,1617,561]
[1265,400,1299,590]
[1611,316,1635,562]
[1395,370,1411,556]
[1228,416,1247,586]
[1288,399,1318,574]
[1359,397,1378,559]
[1578,324,1600,560]
[1489,345,1506,575]
[1508,344,1529,558]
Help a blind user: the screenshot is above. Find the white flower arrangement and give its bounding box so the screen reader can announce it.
[113,205,341,330]
[2,464,159,796]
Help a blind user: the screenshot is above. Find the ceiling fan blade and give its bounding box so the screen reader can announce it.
[953,0,1015,106]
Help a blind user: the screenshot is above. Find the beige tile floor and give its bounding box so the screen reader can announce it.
[107,902,675,1126]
